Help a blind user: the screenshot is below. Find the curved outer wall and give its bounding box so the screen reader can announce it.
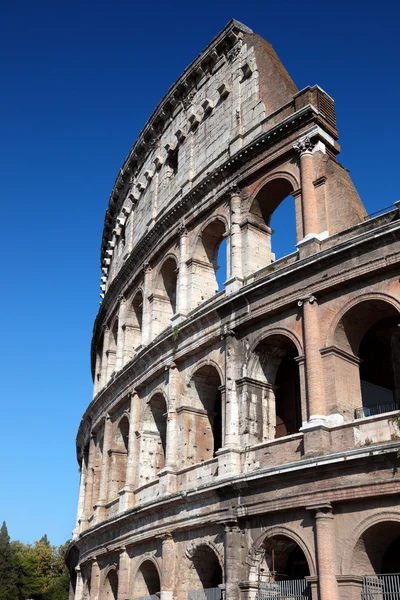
[68,19,400,600]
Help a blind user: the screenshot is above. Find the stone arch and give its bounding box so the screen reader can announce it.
[189,216,228,308]
[247,326,303,371]
[137,392,168,484]
[124,289,144,362]
[243,171,300,274]
[325,292,400,349]
[184,363,223,463]
[131,556,161,599]
[247,525,315,583]
[342,512,400,576]
[108,414,130,499]
[101,564,118,600]
[182,541,224,593]
[153,254,178,335]
[186,358,225,390]
[246,332,302,442]
[324,294,400,419]
[106,317,119,379]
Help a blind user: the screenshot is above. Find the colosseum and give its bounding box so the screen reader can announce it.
[67,19,400,600]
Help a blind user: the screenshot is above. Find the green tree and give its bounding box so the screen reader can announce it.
[0,521,18,600]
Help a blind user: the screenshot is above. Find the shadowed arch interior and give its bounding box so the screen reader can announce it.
[133,560,161,599]
[333,300,399,415]
[351,521,400,575]
[102,569,118,600]
[191,219,227,307]
[189,365,223,461]
[190,545,223,589]
[252,334,301,439]
[260,535,310,581]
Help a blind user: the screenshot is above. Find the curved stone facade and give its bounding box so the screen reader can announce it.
[67,20,400,600]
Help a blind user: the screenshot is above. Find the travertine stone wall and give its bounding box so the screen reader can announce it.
[68,19,400,600]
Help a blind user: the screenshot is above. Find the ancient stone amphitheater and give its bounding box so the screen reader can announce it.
[67,19,400,600]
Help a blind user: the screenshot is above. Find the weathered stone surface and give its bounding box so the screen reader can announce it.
[67,18,400,600]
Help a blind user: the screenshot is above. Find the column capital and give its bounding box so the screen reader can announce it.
[117,293,126,304]
[177,221,188,236]
[297,294,318,307]
[220,327,237,340]
[293,136,315,156]
[227,182,242,198]
[306,501,333,518]
[143,261,152,274]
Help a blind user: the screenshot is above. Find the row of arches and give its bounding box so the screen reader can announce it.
[86,297,400,516]
[73,517,400,599]
[90,544,223,600]
[96,176,303,393]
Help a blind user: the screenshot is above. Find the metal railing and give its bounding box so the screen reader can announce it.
[362,574,400,599]
[256,579,311,600]
[188,588,221,600]
[354,402,398,419]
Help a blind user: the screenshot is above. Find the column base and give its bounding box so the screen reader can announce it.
[158,467,178,495]
[215,446,242,476]
[118,486,136,512]
[297,231,328,258]
[224,277,244,294]
[93,501,107,523]
[160,592,174,600]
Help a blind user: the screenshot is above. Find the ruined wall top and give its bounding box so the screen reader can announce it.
[100,19,300,285]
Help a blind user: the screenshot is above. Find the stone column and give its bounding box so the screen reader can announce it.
[95,414,112,521]
[81,436,96,531]
[307,503,339,600]
[298,295,326,422]
[117,547,130,600]
[73,456,87,537]
[160,533,175,600]
[115,295,127,372]
[217,331,241,475]
[100,326,109,389]
[159,364,179,494]
[177,224,188,317]
[224,519,242,600]
[90,559,101,600]
[119,391,140,511]
[294,137,318,238]
[142,262,152,346]
[229,187,243,283]
[75,566,84,600]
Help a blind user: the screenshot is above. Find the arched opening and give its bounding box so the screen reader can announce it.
[138,393,167,484]
[187,365,223,464]
[124,291,143,364]
[258,535,310,588]
[332,300,399,418]
[91,433,103,508]
[108,417,129,500]
[246,177,297,275]
[248,335,302,443]
[187,545,223,595]
[102,569,118,600]
[106,319,119,379]
[133,560,161,600]
[94,333,104,394]
[351,521,400,576]
[153,257,178,336]
[190,219,227,309]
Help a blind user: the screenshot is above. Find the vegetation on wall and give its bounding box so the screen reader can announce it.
[0,522,69,600]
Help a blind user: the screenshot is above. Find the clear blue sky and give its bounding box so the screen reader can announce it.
[1,0,399,547]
